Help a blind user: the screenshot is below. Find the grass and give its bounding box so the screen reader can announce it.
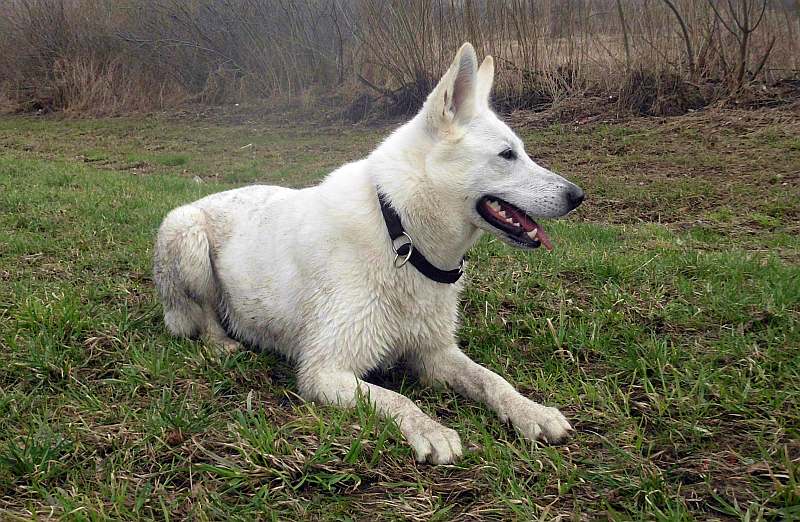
[0,108,798,520]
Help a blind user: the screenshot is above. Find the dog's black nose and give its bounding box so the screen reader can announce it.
[566,186,585,211]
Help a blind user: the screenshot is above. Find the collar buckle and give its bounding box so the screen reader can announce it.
[391,232,414,268]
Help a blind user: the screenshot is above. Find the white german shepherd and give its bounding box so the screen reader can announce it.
[154,43,584,464]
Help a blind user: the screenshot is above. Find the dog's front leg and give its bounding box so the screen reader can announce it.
[299,368,462,464]
[414,345,573,443]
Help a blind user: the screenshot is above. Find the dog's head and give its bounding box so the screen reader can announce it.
[418,43,584,250]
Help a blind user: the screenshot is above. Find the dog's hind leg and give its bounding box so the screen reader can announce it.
[153,206,240,353]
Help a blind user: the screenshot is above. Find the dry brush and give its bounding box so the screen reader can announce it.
[0,0,797,117]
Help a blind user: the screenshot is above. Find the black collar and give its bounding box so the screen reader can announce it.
[377,191,464,284]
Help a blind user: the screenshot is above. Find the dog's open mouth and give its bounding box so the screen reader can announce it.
[476,196,553,250]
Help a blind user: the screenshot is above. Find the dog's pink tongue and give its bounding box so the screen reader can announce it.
[537,225,554,251]
[518,215,554,251]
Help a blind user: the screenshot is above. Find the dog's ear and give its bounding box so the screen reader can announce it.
[475,55,494,108]
[422,42,478,132]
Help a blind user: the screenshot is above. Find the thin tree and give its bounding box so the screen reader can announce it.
[707,0,769,87]
[615,0,632,71]
[660,0,696,77]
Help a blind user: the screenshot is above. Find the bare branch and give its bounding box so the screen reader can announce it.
[660,0,696,75]
[751,34,777,79]
[709,0,742,41]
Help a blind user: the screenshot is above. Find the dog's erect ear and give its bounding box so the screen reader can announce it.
[475,56,495,108]
[422,42,478,132]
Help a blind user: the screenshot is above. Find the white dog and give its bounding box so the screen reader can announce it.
[153,43,584,464]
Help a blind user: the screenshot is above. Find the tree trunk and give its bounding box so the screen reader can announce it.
[615,0,632,71]
[661,0,696,77]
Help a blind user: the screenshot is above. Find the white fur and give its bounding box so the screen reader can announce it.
[153,43,583,463]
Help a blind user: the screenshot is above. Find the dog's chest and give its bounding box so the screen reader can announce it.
[324,272,462,372]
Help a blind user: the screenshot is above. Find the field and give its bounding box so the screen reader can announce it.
[0,108,798,520]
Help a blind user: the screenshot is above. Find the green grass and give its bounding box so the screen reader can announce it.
[0,110,798,519]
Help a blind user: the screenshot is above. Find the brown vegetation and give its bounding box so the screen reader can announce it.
[0,0,798,118]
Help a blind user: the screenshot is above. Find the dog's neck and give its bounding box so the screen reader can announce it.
[376,181,481,271]
[370,121,482,271]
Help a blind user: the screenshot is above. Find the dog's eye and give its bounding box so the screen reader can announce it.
[498,148,516,160]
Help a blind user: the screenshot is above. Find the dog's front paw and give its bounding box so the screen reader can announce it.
[400,415,462,464]
[509,399,573,444]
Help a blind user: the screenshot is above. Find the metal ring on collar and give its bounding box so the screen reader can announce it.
[392,232,414,268]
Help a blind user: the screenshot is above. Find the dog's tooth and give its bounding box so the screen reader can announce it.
[489,201,501,211]
[527,229,538,239]
[498,210,507,217]
[505,218,514,224]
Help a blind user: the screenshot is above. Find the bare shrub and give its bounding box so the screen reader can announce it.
[618,69,708,116]
[0,0,185,114]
